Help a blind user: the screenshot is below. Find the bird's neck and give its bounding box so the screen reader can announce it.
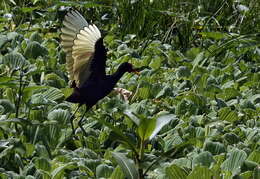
[109,68,127,86]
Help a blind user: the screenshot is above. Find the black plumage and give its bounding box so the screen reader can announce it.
[61,10,138,135]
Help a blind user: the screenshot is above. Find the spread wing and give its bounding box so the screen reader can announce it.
[61,10,101,88]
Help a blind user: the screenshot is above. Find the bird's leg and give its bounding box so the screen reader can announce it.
[69,104,81,135]
[78,106,90,137]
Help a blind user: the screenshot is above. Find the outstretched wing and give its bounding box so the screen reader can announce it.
[61,10,101,88]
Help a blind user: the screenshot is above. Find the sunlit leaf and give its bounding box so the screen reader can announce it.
[219,107,239,122]
[221,149,247,175]
[47,109,70,125]
[110,166,125,179]
[165,164,188,179]
[51,162,76,179]
[187,166,214,179]
[111,152,139,179]
[149,114,177,140]
[137,117,156,141]
[2,52,29,71]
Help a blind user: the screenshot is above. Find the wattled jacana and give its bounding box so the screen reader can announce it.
[61,10,139,135]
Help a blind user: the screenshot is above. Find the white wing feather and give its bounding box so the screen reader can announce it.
[61,10,101,87]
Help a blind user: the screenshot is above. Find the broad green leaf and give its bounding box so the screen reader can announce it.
[44,73,66,88]
[24,41,48,59]
[219,88,241,101]
[47,109,70,125]
[96,164,114,178]
[137,87,150,99]
[247,150,260,164]
[149,56,161,69]
[137,117,156,141]
[219,107,239,122]
[204,141,226,155]
[30,32,43,43]
[2,52,29,71]
[0,35,8,48]
[111,152,139,179]
[223,133,240,144]
[24,143,35,157]
[124,110,140,125]
[165,164,188,179]
[60,88,74,99]
[192,52,204,72]
[240,171,253,179]
[200,32,228,40]
[42,87,64,101]
[192,151,215,168]
[34,157,51,171]
[51,162,76,179]
[172,158,192,169]
[221,149,247,175]
[187,166,214,179]
[0,99,15,114]
[149,114,176,140]
[110,166,125,179]
[95,118,138,154]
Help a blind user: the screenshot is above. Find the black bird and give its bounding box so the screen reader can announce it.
[61,10,139,135]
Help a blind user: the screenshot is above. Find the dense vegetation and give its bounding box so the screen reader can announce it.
[0,0,259,178]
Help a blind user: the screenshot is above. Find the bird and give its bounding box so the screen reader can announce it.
[61,10,139,135]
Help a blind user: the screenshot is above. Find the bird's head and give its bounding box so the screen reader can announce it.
[95,37,107,55]
[119,62,140,75]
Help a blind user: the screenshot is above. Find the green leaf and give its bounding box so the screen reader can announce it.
[219,107,239,122]
[124,110,140,125]
[112,152,139,179]
[95,118,138,154]
[0,35,8,48]
[47,109,70,125]
[187,166,214,179]
[0,99,15,114]
[30,31,43,43]
[192,52,204,72]
[247,150,260,164]
[221,149,247,175]
[51,162,76,179]
[110,166,125,179]
[192,151,215,168]
[149,114,176,140]
[200,32,228,40]
[34,157,51,171]
[42,87,64,101]
[203,141,226,155]
[165,164,188,179]
[223,133,240,144]
[96,164,114,178]
[2,52,29,70]
[24,41,48,59]
[137,117,156,141]
[149,57,162,69]
[44,73,66,88]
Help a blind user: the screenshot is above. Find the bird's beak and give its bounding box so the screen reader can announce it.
[132,69,140,75]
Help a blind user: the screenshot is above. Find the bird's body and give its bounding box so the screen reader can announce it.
[66,67,128,107]
[60,10,138,134]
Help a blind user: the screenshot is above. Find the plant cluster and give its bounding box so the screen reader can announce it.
[0,0,259,178]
